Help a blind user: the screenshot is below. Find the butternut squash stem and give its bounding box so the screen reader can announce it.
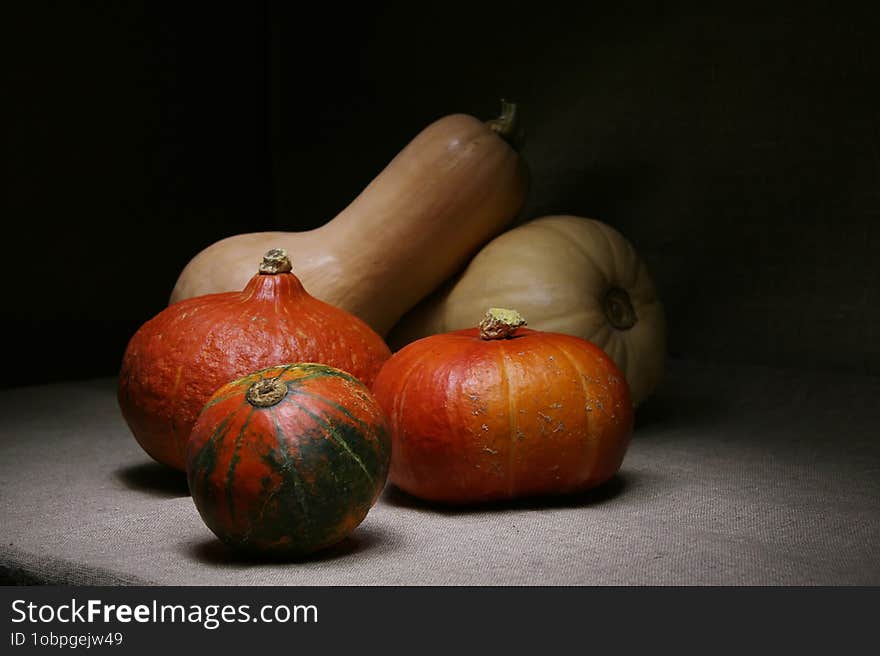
[479,307,527,340]
[259,248,293,275]
[486,99,521,148]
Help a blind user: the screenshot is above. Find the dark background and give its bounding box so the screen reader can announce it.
[4,3,879,388]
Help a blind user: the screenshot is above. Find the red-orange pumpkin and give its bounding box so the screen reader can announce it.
[187,363,391,557]
[118,249,391,471]
[371,308,633,504]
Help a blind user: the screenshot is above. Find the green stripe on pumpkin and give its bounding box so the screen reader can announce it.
[288,388,370,429]
[267,406,314,541]
[294,403,374,484]
[190,413,234,500]
[224,407,255,520]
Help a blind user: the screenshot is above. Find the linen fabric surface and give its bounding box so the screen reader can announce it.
[1,359,878,585]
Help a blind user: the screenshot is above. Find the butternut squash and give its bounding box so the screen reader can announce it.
[388,215,667,406]
[170,102,529,336]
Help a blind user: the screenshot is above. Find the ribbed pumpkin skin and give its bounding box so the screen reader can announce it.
[118,266,391,471]
[186,363,391,557]
[371,327,633,504]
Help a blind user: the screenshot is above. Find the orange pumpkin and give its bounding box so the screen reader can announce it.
[371,308,633,504]
[118,249,391,471]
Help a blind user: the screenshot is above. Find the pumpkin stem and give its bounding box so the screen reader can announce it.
[486,99,522,149]
[259,249,293,275]
[479,307,527,340]
[603,288,637,330]
[246,378,289,407]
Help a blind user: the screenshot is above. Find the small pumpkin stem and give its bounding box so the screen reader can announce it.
[485,99,522,148]
[246,378,289,407]
[479,307,527,340]
[603,288,638,330]
[259,249,293,275]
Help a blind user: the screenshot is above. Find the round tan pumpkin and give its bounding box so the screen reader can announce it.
[388,215,666,406]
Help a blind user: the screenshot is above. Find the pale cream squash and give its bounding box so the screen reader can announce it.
[388,215,667,406]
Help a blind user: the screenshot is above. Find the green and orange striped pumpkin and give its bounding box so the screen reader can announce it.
[186,363,391,557]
